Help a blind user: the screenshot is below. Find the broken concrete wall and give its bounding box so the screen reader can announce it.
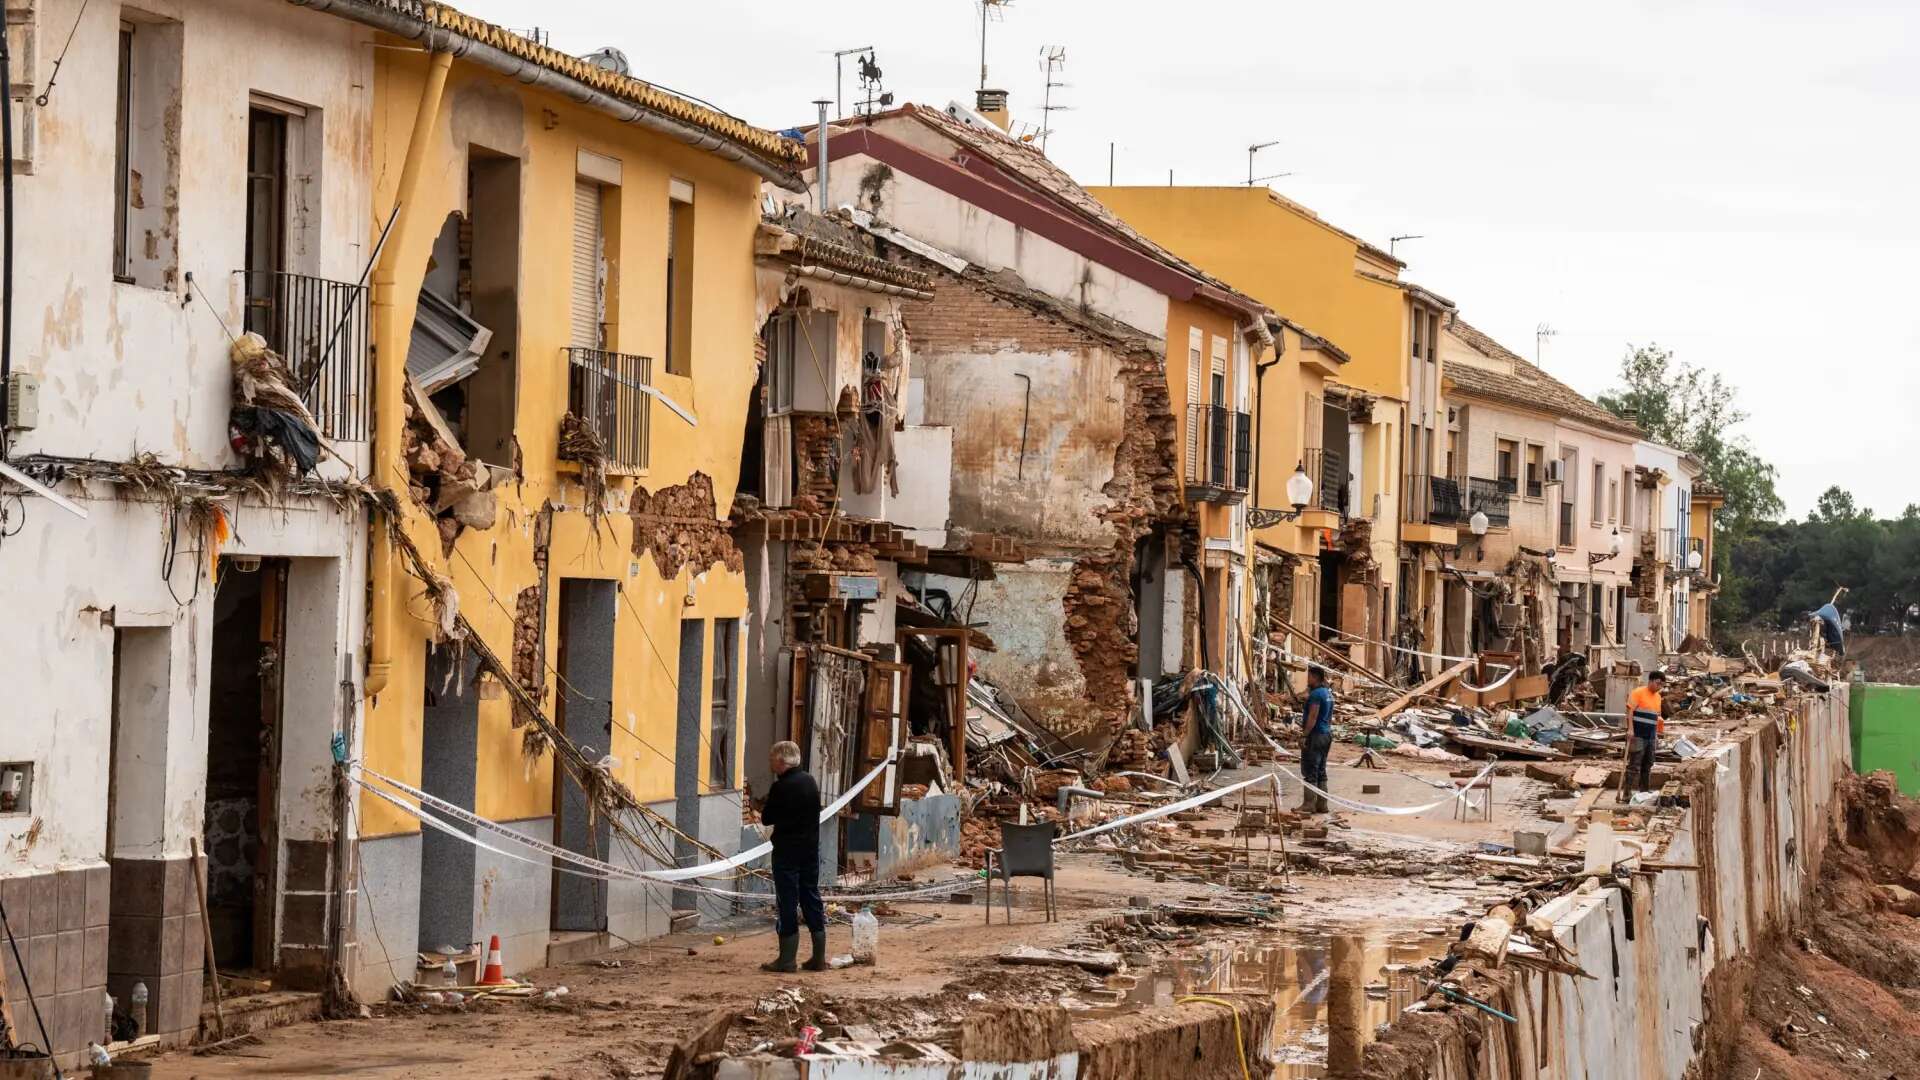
[1358,688,1852,1080]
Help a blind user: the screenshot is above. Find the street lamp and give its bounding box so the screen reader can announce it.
[1686,547,1703,572]
[1456,509,1490,559]
[1249,463,1317,528]
[1589,527,1622,568]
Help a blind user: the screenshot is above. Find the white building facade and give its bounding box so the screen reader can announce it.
[1,0,373,1061]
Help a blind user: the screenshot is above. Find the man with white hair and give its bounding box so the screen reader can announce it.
[758,740,826,972]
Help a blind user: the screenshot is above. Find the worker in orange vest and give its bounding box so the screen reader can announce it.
[1625,670,1664,793]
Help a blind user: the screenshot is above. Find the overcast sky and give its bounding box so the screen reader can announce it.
[464,0,1919,519]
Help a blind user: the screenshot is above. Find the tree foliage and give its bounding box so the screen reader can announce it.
[1726,489,1920,634]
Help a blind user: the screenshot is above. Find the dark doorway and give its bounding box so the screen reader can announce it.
[418,643,479,953]
[1317,552,1344,644]
[203,556,288,974]
[671,619,707,914]
[553,580,616,933]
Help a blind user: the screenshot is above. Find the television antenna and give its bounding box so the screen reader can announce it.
[1247,140,1292,186]
[978,0,1014,90]
[1038,46,1069,152]
[1536,323,1557,366]
[831,45,874,118]
[1389,234,1424,257]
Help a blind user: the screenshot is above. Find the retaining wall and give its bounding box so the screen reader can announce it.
[1365,687,1851,1079]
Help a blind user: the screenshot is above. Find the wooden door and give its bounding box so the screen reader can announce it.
[854,662,908,815]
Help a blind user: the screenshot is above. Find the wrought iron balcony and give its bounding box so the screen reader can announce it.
[238,270,369,440]
[1304,447,1345,514]
[1184,402,1250,504]
[1403,474,1465,525]
[564,348,652,470]
[1468,477,1514,529]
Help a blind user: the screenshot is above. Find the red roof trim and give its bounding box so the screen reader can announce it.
[810,128,1201,301]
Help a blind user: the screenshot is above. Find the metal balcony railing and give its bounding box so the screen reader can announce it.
[1467,477,1513,529]
[1403,474,1464,525]
[1184,402,1250,503]
[238,270,370,441]
[565,348,652,470]
[1559,502,1576,547]
[1659,527,1679,565]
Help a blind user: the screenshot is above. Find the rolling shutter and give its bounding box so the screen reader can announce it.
[571,180,603,350]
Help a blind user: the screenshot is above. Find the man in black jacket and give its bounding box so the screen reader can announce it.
[758,740,826,972]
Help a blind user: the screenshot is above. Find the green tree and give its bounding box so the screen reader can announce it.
[1599,345,1784,642]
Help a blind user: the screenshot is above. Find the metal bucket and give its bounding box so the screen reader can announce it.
[0,1054,54,1080]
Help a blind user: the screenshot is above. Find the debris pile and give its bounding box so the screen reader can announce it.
[401,380,497,552]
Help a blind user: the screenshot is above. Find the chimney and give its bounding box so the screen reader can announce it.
[975,88,1010,131]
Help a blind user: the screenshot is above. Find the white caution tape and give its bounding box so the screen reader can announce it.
[1055,773,1277,844]
[1456,665,1518,694]
[1273,757,1499,816]
[357,752,897,883]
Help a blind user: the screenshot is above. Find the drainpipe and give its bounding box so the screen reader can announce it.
[364,48,453,699]
[813,99,831,212]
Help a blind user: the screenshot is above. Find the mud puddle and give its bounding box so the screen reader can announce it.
[1075,929,1448,1078]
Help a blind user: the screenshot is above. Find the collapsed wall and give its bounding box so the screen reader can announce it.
[1359,688,1852,1080]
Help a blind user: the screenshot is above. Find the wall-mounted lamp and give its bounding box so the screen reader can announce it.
[1588,527,1623,568]
[1454,509,1490,559]
[1248,464,1317,528]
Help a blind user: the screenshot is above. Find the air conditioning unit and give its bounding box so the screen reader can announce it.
[1546,459,1565,485]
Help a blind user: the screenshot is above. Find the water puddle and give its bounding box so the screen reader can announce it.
[1088,930,1448,1078]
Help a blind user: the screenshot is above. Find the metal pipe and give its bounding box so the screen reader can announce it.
[813,99,831,212]
[364,46,453,699]
[1056,785,1103,814]
[288,0,805,192]
[1014,373,1031,480]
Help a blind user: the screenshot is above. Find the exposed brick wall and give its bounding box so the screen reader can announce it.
[790,412,841,512]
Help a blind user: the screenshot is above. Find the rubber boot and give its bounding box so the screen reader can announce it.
[761,933,799,973]
[1313,792,1330,815]
[803,931,829,972]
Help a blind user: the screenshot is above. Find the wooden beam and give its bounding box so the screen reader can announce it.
[1373,658,1476,721]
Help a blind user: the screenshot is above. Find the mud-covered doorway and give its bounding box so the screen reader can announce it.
[203,555,289,974]
[553,579,615,933]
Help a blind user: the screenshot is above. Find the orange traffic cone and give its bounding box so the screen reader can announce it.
[479,935,507,985]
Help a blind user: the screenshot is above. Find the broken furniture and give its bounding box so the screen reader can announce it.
[985,821,1057,924]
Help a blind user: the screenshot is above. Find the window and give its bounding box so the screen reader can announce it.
[1621,466,1634,529]
[1590,585,1605,646]
[1209,333,1228,403]
[112,15,183,289]
[1592,461,1605,524]
[1410,308,1424,359]
[1185,327,1203,466]
[1426,312,1439,361]
[241,108,288,338]
[1446,429,1459,479]
[708,619,738,788]
[1497,439,1518,487]
[665,179,695,376]
[1608,477,1619,524]
[571,179,607,349]
[1525,444,1544,499]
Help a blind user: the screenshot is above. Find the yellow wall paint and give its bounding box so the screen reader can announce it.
[361,52,766,836]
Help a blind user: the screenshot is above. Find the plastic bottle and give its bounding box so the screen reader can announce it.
[442,959,460,987]
[102,992,114,1044]
[850,906,879,965]
[130,982,148,1037]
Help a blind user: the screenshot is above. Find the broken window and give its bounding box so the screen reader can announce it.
[406,149,521,470]
[113,13,182,288]
[709,618,738,788]
[665,180,695,376]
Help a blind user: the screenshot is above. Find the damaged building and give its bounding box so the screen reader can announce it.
[807,98,1276,762]
[733,205,977,878]
[0,0,379,1063]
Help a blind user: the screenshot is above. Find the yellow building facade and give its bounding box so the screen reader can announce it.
[346,5,806,996]
[1090,186,1450,675]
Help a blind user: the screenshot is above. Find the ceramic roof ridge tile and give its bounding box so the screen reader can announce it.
[409,2,804,167]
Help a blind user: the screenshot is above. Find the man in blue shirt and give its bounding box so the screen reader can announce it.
[1298,666,1335,815]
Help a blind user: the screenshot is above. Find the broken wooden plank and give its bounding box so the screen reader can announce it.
[662,1007,734,1080]
[1375,659,1478,721]
[997,946,1123,974]
[1567,765,1609,789]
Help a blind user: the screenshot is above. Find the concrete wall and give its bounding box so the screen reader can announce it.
[1370,687,1852,1079]
[924,562,1094,740]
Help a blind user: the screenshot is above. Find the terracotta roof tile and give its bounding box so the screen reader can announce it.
[1445,319,1641,438]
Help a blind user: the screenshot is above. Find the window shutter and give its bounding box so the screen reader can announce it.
[570,180,603,349]
[1185,328,1203,470]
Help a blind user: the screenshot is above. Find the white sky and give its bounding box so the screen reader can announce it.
[461,0,1920,519]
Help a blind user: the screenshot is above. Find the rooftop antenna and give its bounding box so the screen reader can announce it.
[1536,322,1557,366]
[832,45,874,118]
[1038,46,1068,152]
[978,0,1013,90]
[1247,140,1292,186]
[1389,234,1424,257]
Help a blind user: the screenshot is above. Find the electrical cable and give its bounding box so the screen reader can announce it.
[30,0,87,107]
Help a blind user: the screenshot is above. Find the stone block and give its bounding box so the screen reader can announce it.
[281,892,327,948]
[284,839,331,893]
[110,858,165,919]
[57,869,87,932]
[108,913,163,976]
[85,865,110,929]
[83,925,107,987]
[28,932,57,997]
[157,970,200,1036]
[27,873,58,936]
[1,874,32,937]
[159,914,189,977]
[54,928,84,993]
